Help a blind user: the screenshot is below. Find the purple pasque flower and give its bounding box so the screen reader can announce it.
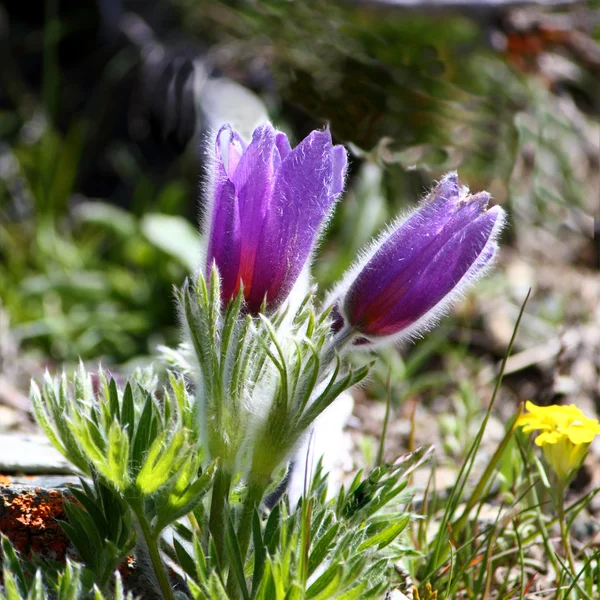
[206,122,347,314]
[331,172,505,344]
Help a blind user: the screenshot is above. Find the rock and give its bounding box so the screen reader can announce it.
[0,434,74,474]
[0,477,74,561]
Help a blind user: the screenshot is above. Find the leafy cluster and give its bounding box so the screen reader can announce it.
[1,538,133,600]
[2,278,425,599]
[179,269,368,479]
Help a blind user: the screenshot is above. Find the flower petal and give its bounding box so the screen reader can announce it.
[248,129,345,310]
[206,176,241,300]
[332,144,348,195]
[217,124,247,178]
[276,132,292,160]
[344,180,497,336]
[229,123,280,300]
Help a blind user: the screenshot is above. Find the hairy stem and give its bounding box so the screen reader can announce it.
[132,503,175,600]
[320,325,355,371]
[209,466,232,568]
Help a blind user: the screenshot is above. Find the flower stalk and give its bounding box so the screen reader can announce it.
[131,502,175,600]
[208,466,232,568]
[556,480,577,574]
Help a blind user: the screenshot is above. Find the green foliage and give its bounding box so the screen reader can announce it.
[22,351,428,600]
[31,365,214,533]
[0,539,133,600]
[168,449,430,600]
[179,269,370,481]
[0,126,197,363]
[60,476,135,590]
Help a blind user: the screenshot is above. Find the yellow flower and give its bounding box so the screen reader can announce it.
[517,401,600,481]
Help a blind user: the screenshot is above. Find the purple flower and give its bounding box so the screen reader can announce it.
[331,173,505,344]
[206,122,347,313]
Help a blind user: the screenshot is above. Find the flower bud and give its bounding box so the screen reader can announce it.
[331,173,505,344]
[206,122,347,314]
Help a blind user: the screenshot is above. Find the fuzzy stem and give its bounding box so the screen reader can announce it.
[320,325,356,372]
[226,474,269,598]
[132,503,175,600]
[209,466,232,568]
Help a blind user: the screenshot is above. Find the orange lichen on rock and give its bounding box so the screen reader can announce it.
[0,487,71,562]
[0,475,12,486]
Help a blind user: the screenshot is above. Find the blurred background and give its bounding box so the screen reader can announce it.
[0,0,598,477]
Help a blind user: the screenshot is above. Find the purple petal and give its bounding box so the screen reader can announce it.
[350,207,501,337]
[248,129,343,310]
[276,132,292,160]
[424,171,459,205]
[229,123,280,299]
[206,172,241,299]
[343,178,490,328]
[216,125,246,178]
[332,145,348,195]
[206,126,246,298]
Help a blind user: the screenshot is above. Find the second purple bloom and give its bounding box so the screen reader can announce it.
[333,173,505,344]
[206,123,347,314]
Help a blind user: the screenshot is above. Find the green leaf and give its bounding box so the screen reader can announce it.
[69,484,106,534]
[251,510,266,595]
[60,502,102,562]
[59,519,96,568]
[284,584,303,600]
[121,383,135,443]
[112,572,132,600]
[2,569,22,600]
[253,560,277,600]
[358,516,410,551]
[1,536,27,595]
[306,564,343,599]
[207,573,230,600]
[335,581,369,600]
[57,561,81,600]
[95,476,132,547]
[194,536,209,583]
[174,538,197,580]
[297,363,371,434]
[131,393,156,471]
[29,572,45,600]
[136,430,186,496]
[107,420,130,491]
[108,379,120,421]
[308,522,340,576]
[295,347,320,416]
[141,213,199,271]
[35,376,90,474]
[219,287,245,382]
[155,461,216,531]
[30,381,65,457]
[264,504,281,556]
[71,419,108,478]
